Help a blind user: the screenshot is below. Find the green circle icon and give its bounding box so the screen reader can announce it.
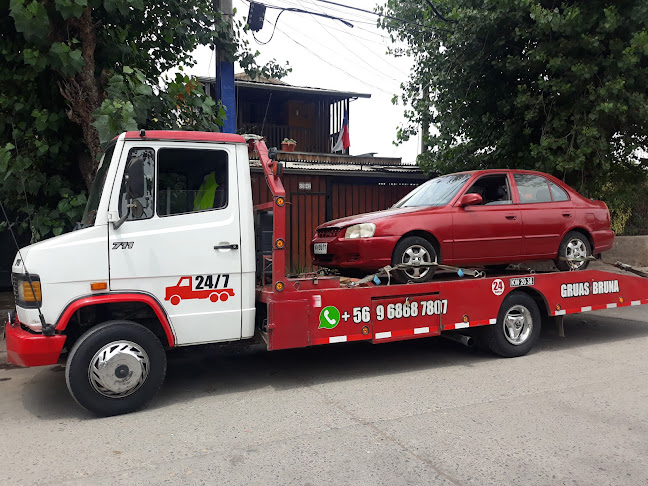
[319,306,341,329]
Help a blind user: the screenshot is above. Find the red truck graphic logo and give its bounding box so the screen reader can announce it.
[165,275,235,306]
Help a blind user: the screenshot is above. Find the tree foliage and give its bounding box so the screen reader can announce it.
[380,0,648,222]
[1,0,288,240]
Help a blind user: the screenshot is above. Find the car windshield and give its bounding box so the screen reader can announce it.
[393,173,471,208]
[80,143,116,228]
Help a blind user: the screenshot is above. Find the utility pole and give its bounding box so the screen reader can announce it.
[214,0,237,133]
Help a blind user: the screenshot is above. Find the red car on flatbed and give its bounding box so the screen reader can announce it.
[311,169,614,282]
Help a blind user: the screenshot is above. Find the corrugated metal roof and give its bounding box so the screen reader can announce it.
[249,158,423,175]
[198,76,371,100]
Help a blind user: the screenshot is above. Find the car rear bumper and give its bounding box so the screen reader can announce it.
[311,235,398,271]
[592,229,615,253]
[4,321,66,367]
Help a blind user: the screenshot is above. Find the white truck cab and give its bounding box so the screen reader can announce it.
[8,131,260,414]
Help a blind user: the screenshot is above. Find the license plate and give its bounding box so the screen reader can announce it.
[314,243,328,254]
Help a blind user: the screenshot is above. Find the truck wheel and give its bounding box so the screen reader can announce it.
[391,236,437,283]
[170,295,181,305]
[554,231,591,271]
[486,292,541,357]
[65,320,167,416]
[209,292,219,302]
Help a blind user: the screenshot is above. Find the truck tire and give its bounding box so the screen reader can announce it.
[486,292,541,357]
[65,320,167,416]
[554,231,591,271]
[391,236,437,283]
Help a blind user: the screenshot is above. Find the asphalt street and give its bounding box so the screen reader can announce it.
[1,305,648,486]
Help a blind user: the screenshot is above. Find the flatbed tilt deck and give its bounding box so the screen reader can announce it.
[251,138,648,357]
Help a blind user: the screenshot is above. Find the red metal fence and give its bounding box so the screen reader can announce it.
[251,172,423,272]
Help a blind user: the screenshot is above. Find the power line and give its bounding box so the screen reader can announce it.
[295,0,403,83]
[315,0,435,31]
[275,26,395,96]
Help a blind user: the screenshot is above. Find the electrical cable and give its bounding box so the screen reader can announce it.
[275,25,394,96]
[295,0,402,83]
[315,0,439,31]
[297,0,409,78]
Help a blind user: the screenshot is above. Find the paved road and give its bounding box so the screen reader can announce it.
[1,307,648,486]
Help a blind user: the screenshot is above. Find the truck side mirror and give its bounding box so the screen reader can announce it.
[125,157,145,199]
[113,157,146,230]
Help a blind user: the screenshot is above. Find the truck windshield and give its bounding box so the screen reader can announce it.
[393,173,471,208]
[80,144,115,228]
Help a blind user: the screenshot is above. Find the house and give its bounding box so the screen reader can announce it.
[200,73,371,154]
[201,75,429,271]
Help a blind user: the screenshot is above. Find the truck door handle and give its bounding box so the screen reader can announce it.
[214,244,239,250]
[505,215,517,220]
[562,213,572,218]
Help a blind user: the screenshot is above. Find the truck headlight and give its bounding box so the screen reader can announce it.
[13,274,42,308]
[344,223,376,239]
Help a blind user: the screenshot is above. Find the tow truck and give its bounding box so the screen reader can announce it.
[5,130,648,416]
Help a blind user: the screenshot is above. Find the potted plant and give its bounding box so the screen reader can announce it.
[281,138,297,152]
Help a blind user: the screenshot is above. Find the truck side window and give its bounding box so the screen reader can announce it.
[157,148,228,216]
[119,148,155,221]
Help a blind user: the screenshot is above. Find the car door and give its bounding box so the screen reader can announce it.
[513,173,575,258]
[451,173,522,263]
[107,141,242,345]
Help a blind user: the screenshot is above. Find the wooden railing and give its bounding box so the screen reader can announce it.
[239,124,328,153]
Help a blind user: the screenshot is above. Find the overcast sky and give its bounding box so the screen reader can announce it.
[185,0,420,163]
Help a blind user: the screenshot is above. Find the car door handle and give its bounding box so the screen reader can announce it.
[214,244,239,250]
[562,213,572,218]
[505,215,517,220]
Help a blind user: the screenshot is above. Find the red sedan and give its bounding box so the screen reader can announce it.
[311,169,614,282]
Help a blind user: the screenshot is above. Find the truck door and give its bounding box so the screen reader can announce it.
[107,142,242,345]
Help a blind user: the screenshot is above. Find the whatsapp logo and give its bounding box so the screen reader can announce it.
[319,306,341,329]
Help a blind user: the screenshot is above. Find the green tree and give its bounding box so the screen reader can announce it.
[1,0,287,240]
[380,0,648,225]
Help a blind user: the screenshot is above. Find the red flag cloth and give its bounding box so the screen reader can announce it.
[332,109,350,152]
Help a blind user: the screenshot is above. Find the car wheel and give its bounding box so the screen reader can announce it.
[65,320,167,416]
[391,236,437,283]
[486,292,541,357]
[554,231,591,271]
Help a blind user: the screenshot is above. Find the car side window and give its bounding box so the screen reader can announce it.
[157,148,228,216]
[549,181,570,202]
[118,147,155,221]
[514,174,553,204]
[465,174,512,205]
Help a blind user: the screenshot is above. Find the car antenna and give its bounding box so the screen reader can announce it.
[0,198,54,335]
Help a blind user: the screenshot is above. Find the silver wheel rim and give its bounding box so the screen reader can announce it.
[401,244,434,279]
[502,305,533,345]
[565,238,587,269]
[89,341,150,398]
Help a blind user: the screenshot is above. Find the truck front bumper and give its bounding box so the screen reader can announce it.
[4,321,66,367]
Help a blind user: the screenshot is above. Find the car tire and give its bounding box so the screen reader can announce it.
[554,231,591,271]
[486,292,541,357]
[391,236,438,283]
[65,320,167,416]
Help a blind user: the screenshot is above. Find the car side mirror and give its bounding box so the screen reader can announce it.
[459,193,483,207]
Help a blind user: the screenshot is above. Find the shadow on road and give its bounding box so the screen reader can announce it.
[19,314,648,420]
